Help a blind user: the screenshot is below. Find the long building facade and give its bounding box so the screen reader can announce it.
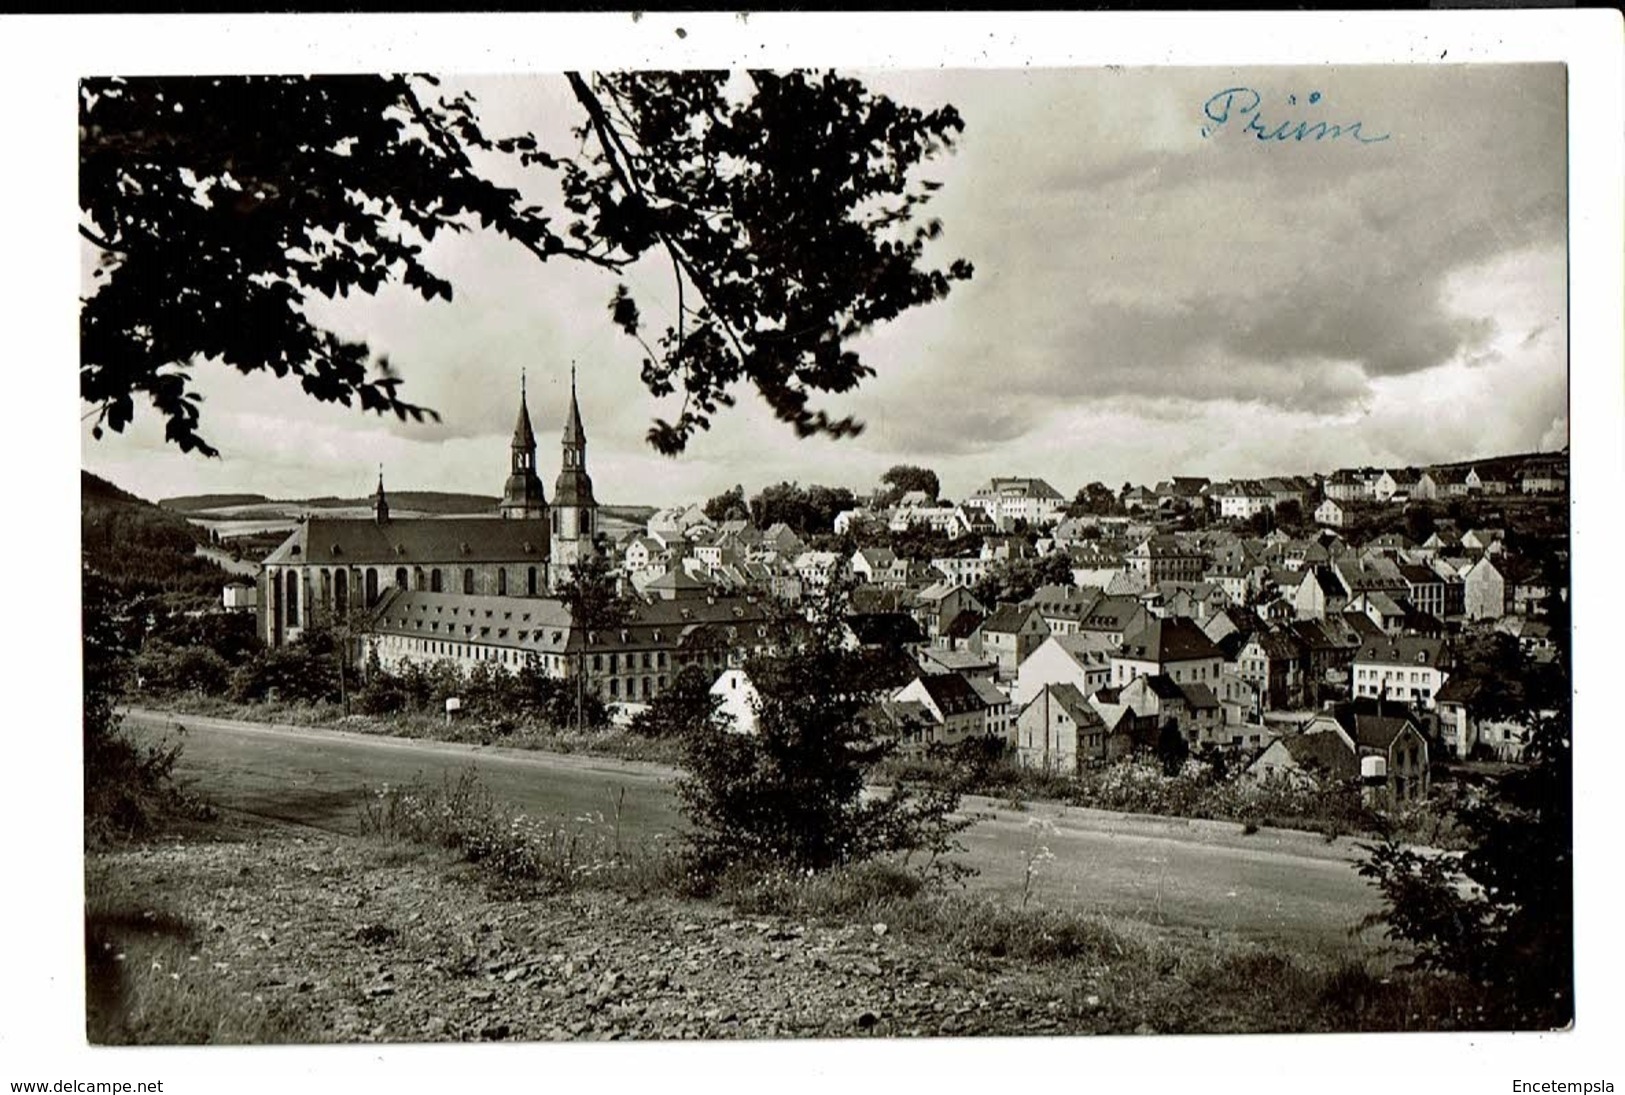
[258,376,592,648]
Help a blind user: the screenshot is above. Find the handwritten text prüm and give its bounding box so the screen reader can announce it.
[1201,88,1390,144]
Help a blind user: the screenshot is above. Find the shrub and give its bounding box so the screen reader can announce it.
[675,582,971,877]
[133,640,231,697]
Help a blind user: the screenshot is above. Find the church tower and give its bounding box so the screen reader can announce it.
[372,467,390,524]
[499,373,549,520]
[550,366,599,579]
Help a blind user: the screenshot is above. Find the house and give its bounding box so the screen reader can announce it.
[910,583,986,640]
[1437,677,1532,761]
[1518,459,1567,495]
[968,676,1014,743]
[1260,706,1430,803]
[1247,731,1359,786]
[710,668,762,735]
[892,673,990,745]
[1154,580,1230,622]
[1077,595,1152,648]
[1210,480,1274,521]
[1463,556,1507,620]
[1289,617,1358,703]
[1293,566,1347,620]
[916,645,1000,684]
[1015,683,1107,772]
[222,580,257,612]
[964,477,1067,528]
[1116,674,1224,746]
[1314,498,1345,527]
[1350,591,1412,635]
[972,604,1052,679]
[1324,468,1376,503]
[1125,535,1205,583]
[1014,633,1115,707]
[1023,583,1105,635]
[930,555,990,590]
[1351,636,1450,710]
[1232,628,1305,711]
[1373,469,1420,502]
[850,546,909,588]
[1112,615,1225,689]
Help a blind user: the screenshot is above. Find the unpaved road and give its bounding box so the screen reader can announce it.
[124,708,1389,955]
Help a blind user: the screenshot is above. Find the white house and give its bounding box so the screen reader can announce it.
[1014,633,1114,707]
[710,668,762,735]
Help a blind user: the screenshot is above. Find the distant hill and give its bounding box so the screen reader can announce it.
[83,471,229,604]
[160,493,271,512]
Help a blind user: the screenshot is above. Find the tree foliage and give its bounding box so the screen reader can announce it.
[702,484,750,524]
[876,464,941,507]
[1357,670,1572,1027]
[1066,482,1121,518]
[675,583,968,875]
[971,551,1073,608]
[748,481,858,536]
[80,72,970,457]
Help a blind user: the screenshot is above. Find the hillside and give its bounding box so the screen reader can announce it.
[159,493,272,513]
[83,471,230,604]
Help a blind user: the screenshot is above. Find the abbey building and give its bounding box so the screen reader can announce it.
[258,374,598,648]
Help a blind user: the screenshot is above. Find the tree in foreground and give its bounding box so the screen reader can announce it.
[80,72,970,457]
[1357,651,1572,1028]
[675,582,968,878]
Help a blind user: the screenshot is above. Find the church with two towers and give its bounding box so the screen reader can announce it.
[258,373,600,648]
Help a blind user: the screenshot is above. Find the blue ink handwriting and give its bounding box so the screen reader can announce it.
[1200,88,1390,144]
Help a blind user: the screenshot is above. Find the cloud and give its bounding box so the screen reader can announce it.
[83,65,1569,506]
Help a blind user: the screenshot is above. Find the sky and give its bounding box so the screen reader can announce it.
[79,64,1569,509]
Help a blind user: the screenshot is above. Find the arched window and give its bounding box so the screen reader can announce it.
[430,568,443,593]
[527,567,538,596]
[333,568,349,613]
[463,568,475,595]
[395,567,408,590]
[365,568,378,606]
[286,571,300,626]
[320,569,331,607]
[498,568,507,596]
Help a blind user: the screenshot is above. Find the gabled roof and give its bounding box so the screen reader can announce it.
[981,603,1042,635]
[1275,732,1359,781]
[1119,616,1222,664]
[1179,681,1220,710]
[264,517,548,567]
[1029,682,1103,728]
[941,609,986,641]
[909,672,988,717]
[1354,635,1448,668]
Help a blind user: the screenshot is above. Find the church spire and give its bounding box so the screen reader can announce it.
[373,465,390,524]
[499,372,548,520]
[562,363,585,447]
[512,367,538,452]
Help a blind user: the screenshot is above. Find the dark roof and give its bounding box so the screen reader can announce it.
[942,609,985,641]
[264,517,549,567]
[1278,733,1359,781]
[1354,635,1448,669]
[368,589,775,656]
[1435,677,1484,706]
[1341,712,1422,752]
[912,672,988,717]
[1140,674,1186,701]
[1118,616,1221,664]
[1037,682,1102,728]
[846,612,925,648]
[1178,681,1220,710]
[1079,595,1145,632]
[981,604,1040,635]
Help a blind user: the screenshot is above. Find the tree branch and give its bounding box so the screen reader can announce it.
[79,224,126,254]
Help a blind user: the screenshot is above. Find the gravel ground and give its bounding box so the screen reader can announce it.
[87,832,1137,1043]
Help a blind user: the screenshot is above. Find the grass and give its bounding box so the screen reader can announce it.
[356,768,682,898]
[85,895,323,1045]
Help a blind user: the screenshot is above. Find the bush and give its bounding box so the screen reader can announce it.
[675,582,970,876]
[358,769,668,894]
[133,641,231,697]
